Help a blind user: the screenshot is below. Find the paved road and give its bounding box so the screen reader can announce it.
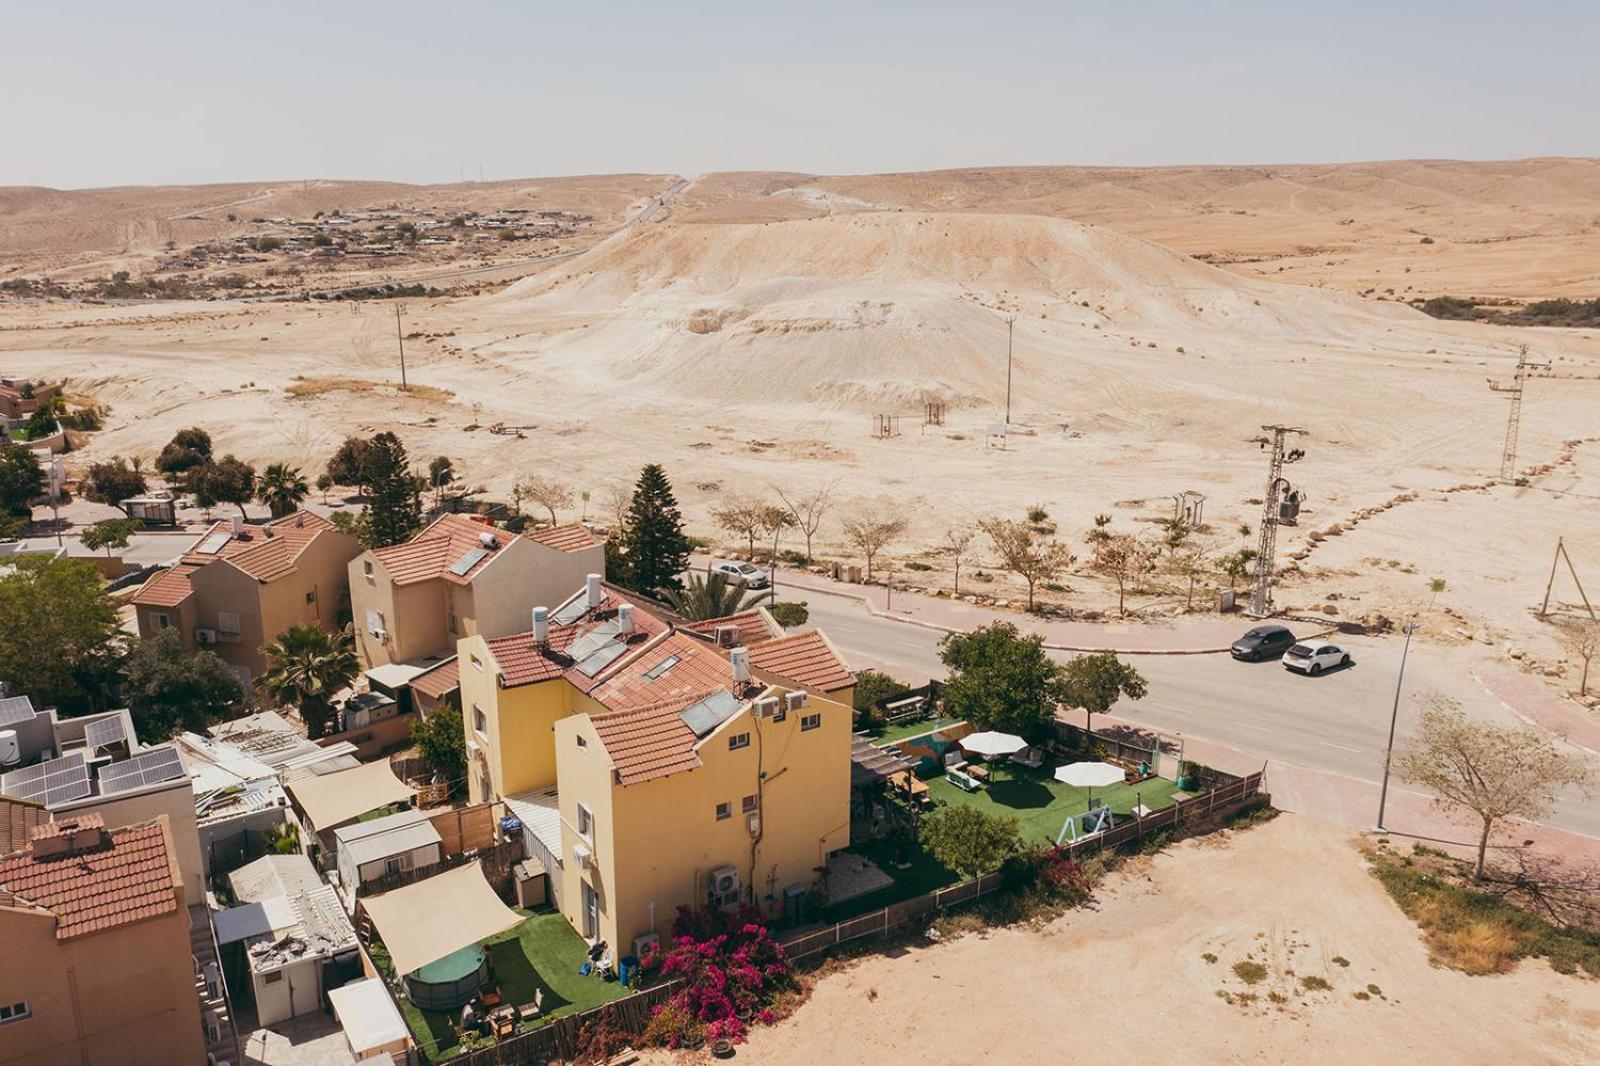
[796,587,1600,839]
[14,531,194,568]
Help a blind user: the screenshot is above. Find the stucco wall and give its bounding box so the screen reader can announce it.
[459,636,575,804]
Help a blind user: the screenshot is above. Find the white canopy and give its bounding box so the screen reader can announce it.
[286,759,415,830]
[329,978,409,1055]
[960,731,1027,757]
[1053,761,1126,788]
[361,861,523,977]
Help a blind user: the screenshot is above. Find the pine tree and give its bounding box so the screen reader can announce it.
[621,463,691,595]
[362,432,422,548]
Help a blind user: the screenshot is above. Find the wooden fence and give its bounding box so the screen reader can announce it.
[436,979,682,1066]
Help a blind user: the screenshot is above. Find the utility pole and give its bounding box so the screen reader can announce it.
[1005,314,1015,425]
[1246,425,1308,616]
[1489,344,1550,482]
[394,303,409,390]
[1375,620,1420,833]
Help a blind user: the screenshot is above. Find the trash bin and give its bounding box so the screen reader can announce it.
[618,955,639,987]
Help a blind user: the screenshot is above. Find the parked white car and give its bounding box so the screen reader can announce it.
[1282,639,1350,676]
[711,561,770,589]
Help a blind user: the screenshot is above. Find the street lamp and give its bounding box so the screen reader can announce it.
[1375,620,1421,833]
[767,521,782,603]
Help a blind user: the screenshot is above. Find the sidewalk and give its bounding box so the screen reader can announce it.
[1473,664,1600,756]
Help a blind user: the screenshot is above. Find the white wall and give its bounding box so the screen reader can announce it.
[252,956,323,1026]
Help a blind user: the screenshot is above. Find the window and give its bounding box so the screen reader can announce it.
[715,802,731,821]
[448,612,458,635]
[643,655,679,680]
[801,713,821,732]
[363,560,375,583]
[217,612,241,635]
[472,704,487,736]
[742,794,759,814]
[0,1002,29,1025]
[151,612,170,630]
[264,972,284,985]
[577,804,594,841]
[366,609,385,637]
[728,732,750,751]
[384,854,414,876]
[470,654,484,673]
[576,735,587,748]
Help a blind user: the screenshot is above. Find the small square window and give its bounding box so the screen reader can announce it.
[217,612,241,635]
[151,612,170,630]
[715,802,731,821]
[772,706,786,723]
[801,713,821,732]
[0,1001,29,1024]
[472,704,487,735]
[742,794,759,814]
[728,733,750,751]
[305,590,316,605]
[363,560,375,578]
[471,654,484,673]
[577,804,594,840]
[576,734,587,748]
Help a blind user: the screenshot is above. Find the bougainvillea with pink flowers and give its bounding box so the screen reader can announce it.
[639,904,795,1047]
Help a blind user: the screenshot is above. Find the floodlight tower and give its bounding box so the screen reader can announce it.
[1489,344,1551,482]
[1247,425,1308,616]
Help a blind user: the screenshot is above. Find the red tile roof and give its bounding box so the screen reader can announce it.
[683,610,781,646]
[372,514,518,586]
[484,585,669,689]
[0,818,179,939]
[528,523,602,553]
[589,631,734,713]
[131,511,334,607]
[0,796,50,858]
[130,563,200,608]
[747,630,853,692]
[590,695,712,786]
[409,657,460,701]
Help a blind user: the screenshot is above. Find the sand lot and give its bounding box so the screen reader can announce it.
[642,816,1600,1066]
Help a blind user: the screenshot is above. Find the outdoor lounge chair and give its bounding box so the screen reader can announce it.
[947,768,983,792]
[1009,747,1044,769]
[518,988,545,1022]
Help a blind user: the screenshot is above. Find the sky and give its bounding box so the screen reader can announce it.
[5,1,1597,189]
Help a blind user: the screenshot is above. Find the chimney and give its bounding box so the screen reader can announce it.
[585,573,603,609]
[531,606,550,645]
[617,603,634,634]
[730,646,751,685]
[30,815,109,859]
[230,515,245,536]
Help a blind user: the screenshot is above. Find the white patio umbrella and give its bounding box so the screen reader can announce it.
[1054,761,1126,808]
[960,731,1027,758]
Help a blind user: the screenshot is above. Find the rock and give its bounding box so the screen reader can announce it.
[1507,647,1525,660]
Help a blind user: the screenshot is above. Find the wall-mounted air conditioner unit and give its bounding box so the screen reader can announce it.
[573,842,593,869]
[784,691,809,713]
[195,628,217,645]
[754,696,780,719]
[633,932,661,959]
[372,628,389,643]
[714,625,739,647]
[708,864,740,901]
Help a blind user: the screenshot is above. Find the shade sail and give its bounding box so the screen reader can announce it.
[960,731,1027,757]
[328,978,409,1054]
[361,861,523,977]
[1053,761,1126,788]
[286,759,415,830]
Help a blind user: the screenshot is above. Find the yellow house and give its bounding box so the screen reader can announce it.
[458,582,855,956]
[350,514,604,670]
[130,511,360,683]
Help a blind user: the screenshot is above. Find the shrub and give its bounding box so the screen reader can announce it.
[643,906,794,1046]
[1232,960,1268,984]
[767,600,809,628]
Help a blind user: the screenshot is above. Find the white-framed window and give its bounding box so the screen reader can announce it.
[366,609,385,637]
[217,612,241,635]
[801,713,821,732]
[363,559,375,583]
[472,704,487,736]
[577,803,594,842]
[0,1002,29,1025]
[715,801,731,821]
[470,654,484,672]
[742,794,759,814]
[151,612,171,630]
[384,854,414,876]
[728,732,750,751]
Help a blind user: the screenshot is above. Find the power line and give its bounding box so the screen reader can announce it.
[1489,344,1551,481]
[1246,425,1308,617]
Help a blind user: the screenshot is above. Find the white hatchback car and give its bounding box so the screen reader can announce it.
[711,561,770,589]
[1282,639,1350,676]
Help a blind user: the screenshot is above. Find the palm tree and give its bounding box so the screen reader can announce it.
[257,462,310,519]
[260,624,358,739]
[662,570,765,622]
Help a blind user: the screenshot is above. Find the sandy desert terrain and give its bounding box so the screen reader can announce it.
[639,815,1600,1066]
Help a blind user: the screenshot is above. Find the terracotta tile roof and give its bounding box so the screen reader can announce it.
[409,657,460,701]
[589,631,734,713]
[747,630,854,692]
[589,695,711,786]
[484,585,669,689]
[527,523,602,553]
[0,818,179,939]
[683,610,781,646]
[372,514,517,586]
[0,796,50,857]
[130,563,200,608]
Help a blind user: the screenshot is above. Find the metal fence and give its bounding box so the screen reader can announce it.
[433,979,682,1066]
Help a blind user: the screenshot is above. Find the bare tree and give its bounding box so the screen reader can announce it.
[1559,620,1599,697]
[944,527,976,595]
[603,483,634,534]
[519,475,574,526]
[1397,695,1595,883]
[713,498,771,557]
[979,517,1076,611]
[842,511,907,581]
[775,481,836,563]
[1093,532,1157,617]
[1167,544,1213,611]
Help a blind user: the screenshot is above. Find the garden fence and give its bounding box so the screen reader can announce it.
[432,979,682,1066]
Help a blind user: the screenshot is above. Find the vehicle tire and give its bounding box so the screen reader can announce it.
[1309,663,1322,676]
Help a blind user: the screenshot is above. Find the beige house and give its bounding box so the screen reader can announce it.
[130,511,361,683]
[350,514,603,669]
[0,813,206,1066]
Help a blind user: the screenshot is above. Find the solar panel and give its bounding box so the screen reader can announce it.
[448,547,490,576]
[575,642,628,678]
[566,625,620,664]
[2,752,87,805]
[643,655,680,681]
[96,746,187,796]
[195,531,233,555]
[680,690,741,737]
[84,716,127,751]
[0,695,36,726]
[552,595,591,625]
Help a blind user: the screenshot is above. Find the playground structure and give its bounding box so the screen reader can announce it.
[872,413,902,439]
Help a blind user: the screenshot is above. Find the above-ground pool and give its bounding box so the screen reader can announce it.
[405,943,487,1011]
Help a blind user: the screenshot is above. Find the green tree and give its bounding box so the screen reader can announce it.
[22,402,59,440]
[0,442,46,518]
[156,427,214,477]
[427,455,455,507]
[329,509,375,549]
[82,457,147,515]
[0,556,124,712]
[767,601,809,628]
[939,622,1067,742]
[919,805,1024,880]
[79,517,143,557]
[259,624,359,740]
[326,435,373,492]
[852,668,908,726]
[361,432,422,548]
[315,472,335,504]
[256,462,309,518]
[661,570,763,621]
[620,463,691,596]
[122,629,244,742]
[411,707,467,797]
[189,455,256,517]
[1058,651,1148,738]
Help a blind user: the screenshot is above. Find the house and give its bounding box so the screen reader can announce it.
[0,378,60,422]
[349,513,604,670]
[332,807,443,905]
[460,576,855,957]
[129,510,361,684]
[215,852,360,1026]
[0,813,207,1066]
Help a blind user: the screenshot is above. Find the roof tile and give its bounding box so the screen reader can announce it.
[527,523,602,553]
[0,819,178,939]
[747,630,853,692]
[372,514,516,586]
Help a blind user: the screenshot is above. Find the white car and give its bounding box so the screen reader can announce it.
[711,561,770,589]
[1282,639,1350,676]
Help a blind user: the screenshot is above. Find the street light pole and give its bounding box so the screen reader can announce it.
[394,303,409,390]
[1375,620,1420,833]
[1005,315,1015,425]
[768,522,782,603]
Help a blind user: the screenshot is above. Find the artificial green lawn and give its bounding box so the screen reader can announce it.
[869,717,965,746]
[395,907,630,1061]
[926,765,1182,845]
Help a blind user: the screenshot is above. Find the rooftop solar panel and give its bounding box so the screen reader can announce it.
[0,695,36,726]
[195,531,233,555]
[448,547,490,576]
[575,642,628,678]
[1,752,87,805]
[96,746,187,796]
[552,593,592,625]
[84,716,127,751]
[679,690,741,738]
[566,623,621,664]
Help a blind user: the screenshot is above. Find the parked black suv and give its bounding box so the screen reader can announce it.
[1230,625,1296,662]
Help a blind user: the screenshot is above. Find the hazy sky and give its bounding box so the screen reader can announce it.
[6,1,1596,189]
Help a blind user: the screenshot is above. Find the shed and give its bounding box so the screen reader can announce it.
[328,978,410,1060]
[333,808,443,898]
